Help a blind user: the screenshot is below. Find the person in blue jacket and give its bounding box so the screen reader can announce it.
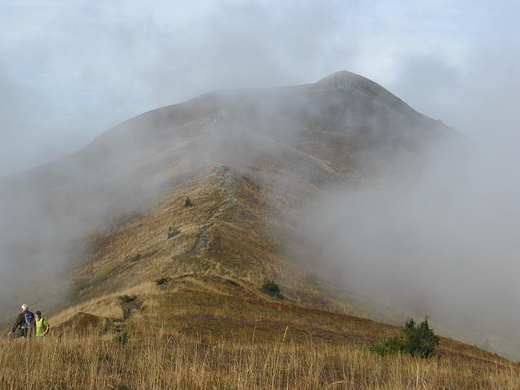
[7,304,35,339]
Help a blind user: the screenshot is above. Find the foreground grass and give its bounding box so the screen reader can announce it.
[1,332,519,390]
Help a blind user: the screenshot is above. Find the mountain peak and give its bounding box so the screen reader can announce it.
[316,70,363,84]
[314,70,380,91]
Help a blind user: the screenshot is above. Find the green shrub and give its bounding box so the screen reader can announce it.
[184,197,193,207]
[260,280,284,299]
[369,333,406,356]
[370,317,440,358]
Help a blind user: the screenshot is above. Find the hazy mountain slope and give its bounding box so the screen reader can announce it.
[0,71,464,341]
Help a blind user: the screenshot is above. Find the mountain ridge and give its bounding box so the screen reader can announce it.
[4,71,506,364]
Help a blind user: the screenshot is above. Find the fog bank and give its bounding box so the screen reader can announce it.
[297,135,520,358]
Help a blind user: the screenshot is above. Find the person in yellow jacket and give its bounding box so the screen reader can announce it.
[34,311,50,340]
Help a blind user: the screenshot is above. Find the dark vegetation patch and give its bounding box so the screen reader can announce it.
[156,277,171,286]
[119,295,142,319]
[260,279,284,299]
[167,227,180,239]
[183,196,193,207]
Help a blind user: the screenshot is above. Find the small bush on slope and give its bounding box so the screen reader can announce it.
[260,279,284,299]
[370,317,440,358]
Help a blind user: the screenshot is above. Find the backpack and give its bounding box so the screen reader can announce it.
[23,312,34,329]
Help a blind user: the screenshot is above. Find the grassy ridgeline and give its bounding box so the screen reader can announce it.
[1,332,520,389]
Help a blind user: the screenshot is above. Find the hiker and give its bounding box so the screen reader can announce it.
[7,304,35,339]
[34,311,50,340]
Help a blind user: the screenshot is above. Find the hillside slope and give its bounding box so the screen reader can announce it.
[2,71,494,364]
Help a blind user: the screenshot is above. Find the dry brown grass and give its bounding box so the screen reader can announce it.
[1,328,519,390]
[35,282,518,388]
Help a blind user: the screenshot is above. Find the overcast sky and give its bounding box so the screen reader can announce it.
[0,0,519,177]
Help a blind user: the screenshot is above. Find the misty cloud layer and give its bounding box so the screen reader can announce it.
[297,137,520,357]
